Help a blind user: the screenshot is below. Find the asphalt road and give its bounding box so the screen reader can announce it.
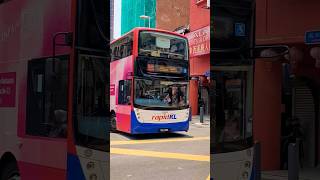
[110,119,210,180]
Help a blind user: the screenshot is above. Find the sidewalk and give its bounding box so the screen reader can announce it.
[191,115,210,127]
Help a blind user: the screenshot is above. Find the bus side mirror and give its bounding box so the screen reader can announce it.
[253,45,289,59]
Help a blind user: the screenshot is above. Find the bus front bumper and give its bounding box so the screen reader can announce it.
[130,111,190,134]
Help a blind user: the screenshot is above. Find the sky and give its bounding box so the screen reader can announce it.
[113,0,121,39]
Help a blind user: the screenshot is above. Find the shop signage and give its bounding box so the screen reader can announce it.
[305,31,320,44]
[195,0,206,4]
[195,0,209,8]
[186,26,210,57]
[0,72,16,107]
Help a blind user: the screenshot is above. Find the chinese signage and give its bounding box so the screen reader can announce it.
[186,26,210,57]
[195,0,207,5]
[305,31,320,44]
[0,72,16,107]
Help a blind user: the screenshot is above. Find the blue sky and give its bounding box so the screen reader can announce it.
[113,0,121,39]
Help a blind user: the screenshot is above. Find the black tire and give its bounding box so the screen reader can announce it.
[0,161,20,180]
[110,114,117,132]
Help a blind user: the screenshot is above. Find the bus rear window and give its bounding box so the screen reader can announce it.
[138,31,188,60]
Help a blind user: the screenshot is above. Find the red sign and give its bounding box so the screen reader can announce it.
[0,72,16,107]
[186,26,210,57]
[195,0,207,5]
[110,84,115,95]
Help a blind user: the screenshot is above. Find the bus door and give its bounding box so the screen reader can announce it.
[116,78,132,133]
[21,56,69,180]
[69,54,109,180]
[68,0,109,179]
[211,66,254,180]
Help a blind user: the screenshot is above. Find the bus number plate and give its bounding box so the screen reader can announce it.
[159,128,169,132]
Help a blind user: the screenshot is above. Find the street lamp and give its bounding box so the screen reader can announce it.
[140,15,151,28]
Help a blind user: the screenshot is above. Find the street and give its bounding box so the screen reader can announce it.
[110,116,210,180]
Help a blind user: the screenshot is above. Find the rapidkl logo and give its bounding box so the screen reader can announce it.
[152,113,177,121]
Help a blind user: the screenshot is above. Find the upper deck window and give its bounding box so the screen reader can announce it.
[139,31,188,60]
[110,33,133,61]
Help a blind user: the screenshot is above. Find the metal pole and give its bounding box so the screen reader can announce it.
[200,106,204,123]
[288,143,299,180]
[254,142,261,180]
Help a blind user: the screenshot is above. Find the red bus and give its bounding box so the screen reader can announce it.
[0,0,109,179]
[110,28,190,134]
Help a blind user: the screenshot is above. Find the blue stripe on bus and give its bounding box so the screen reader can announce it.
[130,110,190,134]
[67,154,86,180]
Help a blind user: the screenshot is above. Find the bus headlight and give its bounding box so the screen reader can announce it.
[89,173,98,180]
[244,161,251,168]
[86,162,95,170]
[246,149,252,157]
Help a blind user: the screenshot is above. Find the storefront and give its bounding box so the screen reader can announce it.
[185,0,210,116]
[186,25,210,115]
[255,0,320,170]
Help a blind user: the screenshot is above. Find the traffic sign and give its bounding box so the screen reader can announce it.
[234,23,246,37]
[305,31,320,44]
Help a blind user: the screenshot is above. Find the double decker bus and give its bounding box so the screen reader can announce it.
[0,0,109,179]
[110,28,190,134]
[211,1,255,179]
[211,1,288,179]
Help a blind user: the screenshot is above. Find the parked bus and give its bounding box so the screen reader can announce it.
[0,0,109,179]
[110,28,190,134]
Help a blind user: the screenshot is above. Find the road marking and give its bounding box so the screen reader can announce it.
[111,148,210,162]
[111,136,209,145]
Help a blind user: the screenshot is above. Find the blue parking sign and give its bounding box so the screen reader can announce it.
[305,31,320,44]
[234,23,246,37]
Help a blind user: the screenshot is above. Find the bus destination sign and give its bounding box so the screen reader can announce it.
[147,64,186,74]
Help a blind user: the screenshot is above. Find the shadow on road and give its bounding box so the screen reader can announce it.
[113,132,193,140]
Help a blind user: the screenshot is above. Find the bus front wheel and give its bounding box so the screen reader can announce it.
[0,161,20,180]
[110,114,117,132]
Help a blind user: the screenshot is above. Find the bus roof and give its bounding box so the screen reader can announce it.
[111,27,187,44]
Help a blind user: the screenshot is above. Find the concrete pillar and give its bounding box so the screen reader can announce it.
[190,79,199,115]
[253,60,282,170]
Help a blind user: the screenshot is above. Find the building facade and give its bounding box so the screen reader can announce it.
[121,0,156,35]
[156,0,189,32]
[186,0,210,116]
[156,0,210,116]
[255,0,320,171]
[110,0,114,40]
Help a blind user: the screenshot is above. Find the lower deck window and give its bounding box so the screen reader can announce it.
[26,56,69,138]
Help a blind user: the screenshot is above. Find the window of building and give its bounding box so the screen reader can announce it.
[26,56,69,138]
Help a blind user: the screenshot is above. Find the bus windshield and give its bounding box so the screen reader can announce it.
[212,70,253,153]
[74,55,109,152]
[134,78,189,109]
[138,31,188,60]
